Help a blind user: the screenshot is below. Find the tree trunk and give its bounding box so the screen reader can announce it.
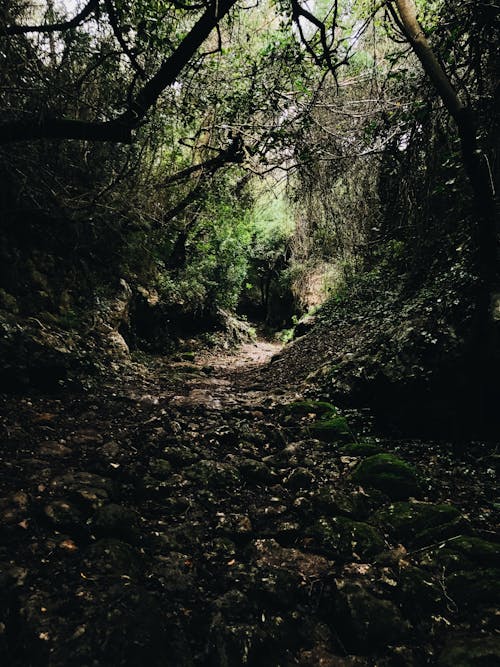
[393,0,499,432]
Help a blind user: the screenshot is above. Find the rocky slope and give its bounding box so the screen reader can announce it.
[0,341,499,666]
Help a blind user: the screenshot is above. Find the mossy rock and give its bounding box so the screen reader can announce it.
[375,501,460,544]
[446,568,500,607]
[185,460,240,489]
[340,442,384,457]
[438,635,500,666]
[180,351,196,361]
[309,416,350,442]
[396,565,443,619]
[412,517,470,548]
[282,400,337,418]
[351,454,421,500]
[430,536,500,572]
[311,516,385,561]
[313,488,355,517]
[238,458,276,485]
[149,458,172,480]
[334,583,409,652]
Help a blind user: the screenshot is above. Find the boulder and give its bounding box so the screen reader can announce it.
[351,454,421,500]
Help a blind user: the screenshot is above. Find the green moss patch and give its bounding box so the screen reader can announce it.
[351,453,421,500]
[309,416,350,441]
[311,516,385,561]
[375,501,460,543]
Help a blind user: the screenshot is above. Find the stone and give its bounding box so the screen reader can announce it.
[396,565,443,619]
[238,458,276,485]
[438,635,500,666]
[374,501,460,543]
[91,504,140,543]
[446,568,500,607]
[43,500,83,529]
[351,454,421,500]
[334,582,409,652]
[309,416,350,441]
[87,538,143,578]
[429,536,500,571]
[184,460,240,489]
[283,400,337,418]
[311,517,385,561]
[284,467,314,489]
[149,458,172,480]
[163,444,198,467]
[340,442,383,457]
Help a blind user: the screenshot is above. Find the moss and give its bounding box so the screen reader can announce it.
[283,400,337,418]
[91,504,140,543]
[375,501,460,543]
[311,516,385,561]
[351,453,421,500]
[179,351,196,361]
[436,536,500,570]
[340,442,383,457]
[309,416,350,441]
[438,635,500,666]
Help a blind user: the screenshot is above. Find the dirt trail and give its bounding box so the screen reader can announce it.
[0,341,498,666]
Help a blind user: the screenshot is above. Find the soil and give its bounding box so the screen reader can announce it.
[0,337,498,666]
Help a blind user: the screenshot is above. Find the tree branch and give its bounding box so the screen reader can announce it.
[2,0,99,36]
[104,0,145,78]
[0,0,237,144]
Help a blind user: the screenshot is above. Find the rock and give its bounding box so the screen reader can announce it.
[50,472,114,508]
[149,458,172,480]
[43,500,83,530]
[238,458,276,485]
[309,415,350,441]
[38,441,71,457]
[311,517,385,561]
[91,504,140,543]
[374,501,460,544]
[282,400,337,418]
[163,444,198,467]
[437,635,500,666]
[333,582,409,652]
[284,467,314,489]
[179,351,196,361]
[87,538,143,578]
[59,583,190,667]
[340,442,383,457]
[351,454,421,500]
[445,568,500,607]
[184,460,240,489]
[396,565,443,619]
[313,488,356,517]
[428,536,500,571]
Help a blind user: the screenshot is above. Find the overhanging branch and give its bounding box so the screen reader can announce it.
[2,0,99,35]
[0,0,237,144]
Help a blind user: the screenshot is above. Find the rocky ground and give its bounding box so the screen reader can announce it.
[0,338,499,666]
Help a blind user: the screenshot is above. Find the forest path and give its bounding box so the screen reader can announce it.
[0,339,498,666]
